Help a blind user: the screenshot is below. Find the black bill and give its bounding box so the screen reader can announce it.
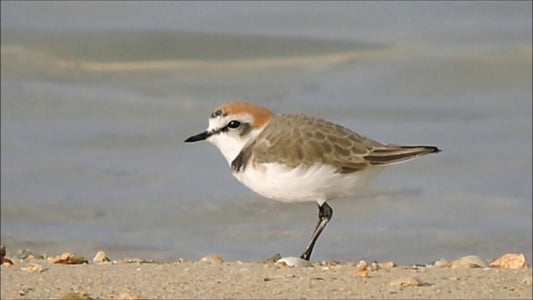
[185,131,211,143]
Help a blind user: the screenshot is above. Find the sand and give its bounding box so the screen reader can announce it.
[1,254,531,299]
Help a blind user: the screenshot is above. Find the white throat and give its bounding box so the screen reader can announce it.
[207,127,264,166]
[208,134,246,165]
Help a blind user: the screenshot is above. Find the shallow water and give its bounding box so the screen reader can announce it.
[1,2,531,264]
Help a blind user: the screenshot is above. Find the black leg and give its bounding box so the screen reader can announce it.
[300,202,333,261]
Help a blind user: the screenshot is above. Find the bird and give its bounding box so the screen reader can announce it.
[185,102,440,261]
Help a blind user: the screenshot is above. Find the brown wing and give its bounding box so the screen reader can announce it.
[250,114,383,173]
[247,113,441,174]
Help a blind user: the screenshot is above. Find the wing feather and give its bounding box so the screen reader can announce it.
[245,113,440,174]
[251,114,378,173]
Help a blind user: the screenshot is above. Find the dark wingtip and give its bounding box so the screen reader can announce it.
[430,146,442,153]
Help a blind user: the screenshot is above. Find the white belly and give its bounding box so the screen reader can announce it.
[233,162,383,205]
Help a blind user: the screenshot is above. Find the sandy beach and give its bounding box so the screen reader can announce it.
[1,250,531,299]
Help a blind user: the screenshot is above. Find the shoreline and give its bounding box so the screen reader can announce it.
[1,248,531,299]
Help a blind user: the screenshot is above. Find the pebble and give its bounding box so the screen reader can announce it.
[16,248,33,259]
[369,261,380,271]
[378,261,396,270]
[1,261,14,268]
[276,256,312,267]
[21,263,44,273]
[320,260,340,266]
[200,255,223,264]
[522,276,532,285]
[356,260,368,271]
[389,276,425,287]
[25,253,46,260]
[354,259,369,278]
[262,253,282,263]
[48,252,88,265]
[177,257,190,264]
[119,257,149,264]
[489,253,529,269]
[1,244,13,265]
[450,255,489,269]
[433,258,450,268]
[92,251,110,264]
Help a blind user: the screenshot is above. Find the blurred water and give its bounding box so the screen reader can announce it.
[1,2,531,264]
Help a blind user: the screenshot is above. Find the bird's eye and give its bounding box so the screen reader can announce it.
[227,120,241,129]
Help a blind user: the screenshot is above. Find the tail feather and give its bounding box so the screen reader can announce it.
[365,145,440,165]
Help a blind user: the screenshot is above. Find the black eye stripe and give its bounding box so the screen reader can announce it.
[238,123,252,137]
[214,121,247,135]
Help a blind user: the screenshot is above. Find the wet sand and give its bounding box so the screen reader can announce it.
[1,254,531,299]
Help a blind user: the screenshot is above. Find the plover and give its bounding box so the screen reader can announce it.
[185,102,440,261]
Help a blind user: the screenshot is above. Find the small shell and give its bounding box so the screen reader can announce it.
[276,257,312,267]
[200,255,223,264]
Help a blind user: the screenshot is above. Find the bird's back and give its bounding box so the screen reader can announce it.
[246,113,439,174]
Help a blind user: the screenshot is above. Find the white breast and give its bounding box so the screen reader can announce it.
[233,162,383,205]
